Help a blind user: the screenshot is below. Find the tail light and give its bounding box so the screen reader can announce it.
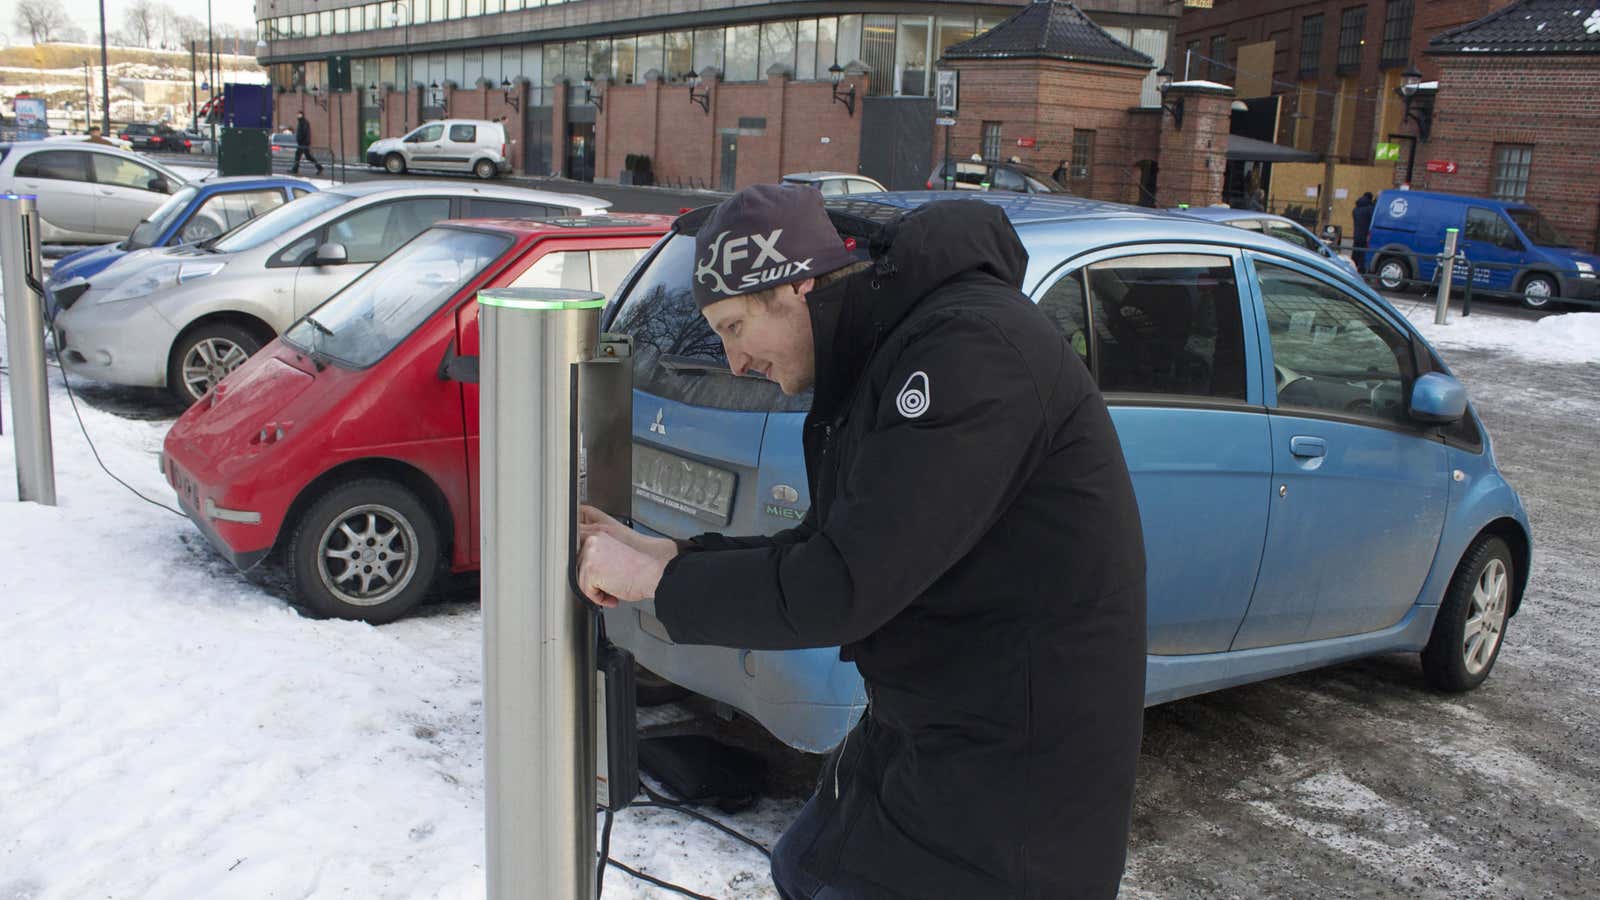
[501,142,507,158]
[183,139,192,149]
[925,179,934,188]
[152,136,163,143]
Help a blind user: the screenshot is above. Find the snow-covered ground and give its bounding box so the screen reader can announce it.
[2,300,1596,899]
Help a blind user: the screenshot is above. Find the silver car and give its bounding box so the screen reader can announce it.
[54,180,607,404]
[365,119,512,179]
[0,141,191,243]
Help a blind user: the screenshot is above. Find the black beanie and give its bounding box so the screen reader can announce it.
[692,183,856,308]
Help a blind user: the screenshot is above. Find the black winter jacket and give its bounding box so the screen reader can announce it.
[653,199,1147,899]
[295,118,312,147]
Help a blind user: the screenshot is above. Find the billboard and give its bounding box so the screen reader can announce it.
[14,98,47,131]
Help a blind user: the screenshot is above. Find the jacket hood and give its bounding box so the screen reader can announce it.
[807,199,1029,417]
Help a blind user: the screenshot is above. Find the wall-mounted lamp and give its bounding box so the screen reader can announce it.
[368,82,385,111]
[501,77,522,112]
[1397,65,1432,141]
[686,69,711,114]
[1156,68,1184,129]
[310,84,330,111]
[827,64,857,117]
[581,73,602,113]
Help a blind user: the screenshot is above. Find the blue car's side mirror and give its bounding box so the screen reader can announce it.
[1410,372,1467,424]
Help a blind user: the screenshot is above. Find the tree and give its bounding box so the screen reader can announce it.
[14,0,69,44]
[121,0,159,48]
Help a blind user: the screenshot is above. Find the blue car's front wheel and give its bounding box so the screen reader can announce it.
[1422,535,1513,692]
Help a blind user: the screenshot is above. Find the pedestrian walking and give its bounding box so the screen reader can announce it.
[1352,191,1375,270]
[577,184,1148,899]
[291,112,324,175]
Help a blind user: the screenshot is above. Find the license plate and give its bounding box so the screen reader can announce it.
[632,444,735,525]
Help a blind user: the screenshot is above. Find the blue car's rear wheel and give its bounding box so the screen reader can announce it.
[1422,535,1513,692]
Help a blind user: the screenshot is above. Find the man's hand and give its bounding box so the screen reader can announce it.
[579,505,679,564]
[577,532,668,608]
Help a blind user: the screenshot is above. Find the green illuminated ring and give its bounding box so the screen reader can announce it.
[478,288,606,310]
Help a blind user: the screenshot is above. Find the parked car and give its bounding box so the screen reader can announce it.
[160,215,669,622]
[44,132,134,151]
[365,119,512,179]
[119,122,181,152]
[596,192,1528,752]
[1175,206,1362,278]
[781,171,886,196]
[54,181,609,404]
[270,130,298,161]
[0,141,191,242]
[925,157,1068,194]
[46,176,316,316]
[1365,189,1600,309]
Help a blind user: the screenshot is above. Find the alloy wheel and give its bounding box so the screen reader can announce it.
[180,337,250,401]
[315,504,420,608]
[1462,557,1509,676]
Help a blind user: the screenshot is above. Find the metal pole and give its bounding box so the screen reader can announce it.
[191,41,199,131]
[480,287,604,900]
[1,194,57,506]
[1434,227,1459,325]
[98,0,110,133]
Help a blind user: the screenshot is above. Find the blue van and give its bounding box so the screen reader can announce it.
[1365,189,1600,309]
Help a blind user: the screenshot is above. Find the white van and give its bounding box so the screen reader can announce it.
[365,119,511,179]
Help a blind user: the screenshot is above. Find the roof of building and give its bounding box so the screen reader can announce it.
[1430,0,1600,55]
[940,0,1154,69]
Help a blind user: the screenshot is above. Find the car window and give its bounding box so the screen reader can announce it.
[128,185,200,249]
[610,234,810,413]
[990,167,1026,193]
[448,124,477,143]
[1033,269,1091,368]
[411,124,445,143]
[511,250,592,290]
[218,191,350,254]
[461,198,557,219]
[1022,174,1057,193]
[15,149,91,181]
[1256,261,1414,425]
[1465,207,1522,252]
[179,189,288,243]
[291,187,312,198]
[1264,222,1320,251]
[1228,219,1265,232]
[1085,253,1249,401]
[846,179,881,194]
[327,197,452,264]
[285,228,511,368]
[92,154,164,191]
[816,179,847,196]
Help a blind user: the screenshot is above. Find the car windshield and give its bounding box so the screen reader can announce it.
[1016,167,1067,192]
[126,185,199,249]
[209,191,350,253]
[1507,208,1570,248]
[283,227,512,368]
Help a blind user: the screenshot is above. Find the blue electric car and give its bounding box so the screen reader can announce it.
[602,193,1532,753]
[46,175,315,315]
[1365,189,1600,309]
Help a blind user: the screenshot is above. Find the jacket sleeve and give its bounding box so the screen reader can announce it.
[677,510,818,553]
[652,312,1051,649]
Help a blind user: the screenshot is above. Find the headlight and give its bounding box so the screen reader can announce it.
[97,261,226,304]
[1575,261,1594,275]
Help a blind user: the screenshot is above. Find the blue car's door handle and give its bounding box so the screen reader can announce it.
[1290,436,1328,458]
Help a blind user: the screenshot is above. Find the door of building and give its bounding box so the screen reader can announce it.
[719,133,738,192]
[566,122,596,182]
[523,106,552,177]
[860,97,934,190]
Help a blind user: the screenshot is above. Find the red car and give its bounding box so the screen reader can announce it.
[162,215,671,622]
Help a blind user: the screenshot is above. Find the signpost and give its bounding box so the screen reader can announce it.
[936,70,958,190]
[1016,137,1036,148]
[1425,159,1458,175]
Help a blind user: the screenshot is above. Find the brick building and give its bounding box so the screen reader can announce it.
[256,0,1179,188]
[1174,0,1513,164]
[1408,0,1600,252]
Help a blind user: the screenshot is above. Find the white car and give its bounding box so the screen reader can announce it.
[365,119,512,179]
[781,171,887,196]
[45,133,136,152]
[54,180,608,404]
[0,141,191,243]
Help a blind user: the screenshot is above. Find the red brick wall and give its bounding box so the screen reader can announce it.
[1412,55,1600,252]
[933,58,1151,204]
[1155,90,1232,208]
[272,83,527,173]
[598,72,865,190]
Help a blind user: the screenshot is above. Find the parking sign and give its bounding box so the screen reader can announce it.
[936,70,958,113]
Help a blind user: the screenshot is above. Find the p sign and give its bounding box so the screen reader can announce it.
[936,70,958,114]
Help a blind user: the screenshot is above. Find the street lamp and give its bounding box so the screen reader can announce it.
[1156,66,1185,129]
[686,69,710,114]
[386,1,414,132]
[1397,65,1432,140]
[501,78,522,112]
[310,84,330,111]
[581,73,601,113]
[827,64,857,117]
[369,82,386,112]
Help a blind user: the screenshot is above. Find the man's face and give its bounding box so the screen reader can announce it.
[89,128,100,136]
[702,278,816,394]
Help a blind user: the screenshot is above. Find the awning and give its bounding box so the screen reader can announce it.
[1227,134,1320,163]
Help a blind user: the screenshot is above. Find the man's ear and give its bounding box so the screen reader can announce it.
[792,277,816,299]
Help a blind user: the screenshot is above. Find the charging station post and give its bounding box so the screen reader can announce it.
[0,193,57,505]
[480,287,606,900]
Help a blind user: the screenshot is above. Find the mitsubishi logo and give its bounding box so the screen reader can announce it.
[650,408,667,435]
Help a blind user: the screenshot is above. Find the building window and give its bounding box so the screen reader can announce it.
[896,16,931,96]
[982,121,1001,161]
[663,31,691,83]
[1071,129,1094,180]
[692,27,724,79]
[1337,7,1365,72]
[1381,0,1413,67]
[724,25,757,81]
[861,15,895,96]
[1492,145,1533,201]
[1208,34,1228,81]
[760,21,796,77]
[1299,15,1323,77]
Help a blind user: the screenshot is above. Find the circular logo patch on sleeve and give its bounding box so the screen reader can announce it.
[896,371,931,419]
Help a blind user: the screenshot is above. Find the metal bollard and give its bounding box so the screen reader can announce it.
[0,193,57,505]
[479,287,606,900]
[1434,227,1459,326]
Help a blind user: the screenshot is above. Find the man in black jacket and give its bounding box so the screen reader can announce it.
[1352,191,1375,270]
[290,112,324,175]
[578,184,1147,898]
